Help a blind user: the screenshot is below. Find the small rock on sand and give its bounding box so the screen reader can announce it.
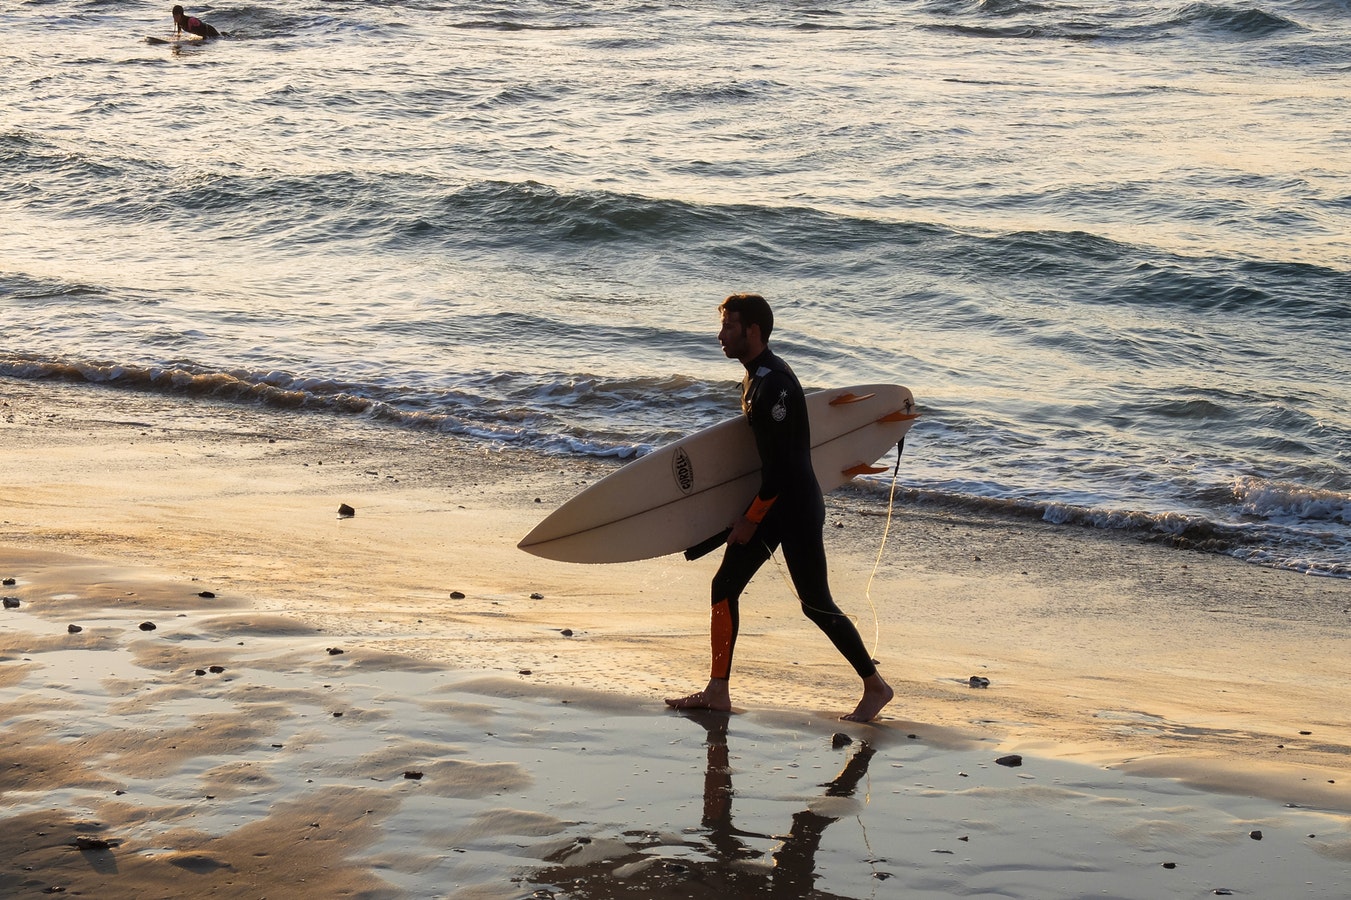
[71,836,115,851]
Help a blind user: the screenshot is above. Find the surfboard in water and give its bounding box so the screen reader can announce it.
[518,383,918,564]
[145,36,206,46]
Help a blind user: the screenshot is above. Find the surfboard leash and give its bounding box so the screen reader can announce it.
[766,437,905,661]
[862,437,906,660]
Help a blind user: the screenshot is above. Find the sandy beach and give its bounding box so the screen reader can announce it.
[2,377,1348,898]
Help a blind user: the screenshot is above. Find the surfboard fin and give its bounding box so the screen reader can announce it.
[830,391,877,406]
[842,463,889,477]
[877,409,919,423]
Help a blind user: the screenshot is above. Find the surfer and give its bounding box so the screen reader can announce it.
[172,5,221,38]
[665,293,894,723]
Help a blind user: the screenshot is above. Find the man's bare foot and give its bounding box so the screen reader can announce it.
[665,678,732,712]
[840,673,893,723]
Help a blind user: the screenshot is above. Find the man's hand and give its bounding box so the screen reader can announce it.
[727,515,757,546]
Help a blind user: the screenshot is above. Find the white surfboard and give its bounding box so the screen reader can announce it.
[518,383,918,564]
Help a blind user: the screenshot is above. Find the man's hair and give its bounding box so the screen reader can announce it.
[719,293,773,341]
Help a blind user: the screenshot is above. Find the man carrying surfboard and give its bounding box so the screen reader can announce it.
[172,5,221,39]
[665,293,894,723]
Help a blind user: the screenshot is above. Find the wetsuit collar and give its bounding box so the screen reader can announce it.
[742,347,772,374]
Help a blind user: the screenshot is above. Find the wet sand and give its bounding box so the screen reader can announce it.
[2,377,1349,898]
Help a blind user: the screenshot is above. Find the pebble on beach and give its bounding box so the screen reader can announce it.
[138,621,156,631]
[338,503,355,518]
[2,597,19,609]
[71,836,116,851]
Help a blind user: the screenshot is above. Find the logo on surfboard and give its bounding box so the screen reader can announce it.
[672,447,695,494]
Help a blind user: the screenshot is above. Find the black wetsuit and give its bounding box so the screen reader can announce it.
[180,15,220,37]
[708,347,876,680]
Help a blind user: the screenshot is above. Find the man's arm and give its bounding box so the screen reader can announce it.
[728,371,795,543]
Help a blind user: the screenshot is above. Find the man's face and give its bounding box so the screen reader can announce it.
[719,310,751,360]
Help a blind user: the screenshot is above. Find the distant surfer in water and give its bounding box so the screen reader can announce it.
[172,5,221,38]
[665,293,894,723]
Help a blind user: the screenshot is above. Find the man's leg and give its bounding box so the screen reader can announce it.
[781,525,894,722]
[665,538,771,711]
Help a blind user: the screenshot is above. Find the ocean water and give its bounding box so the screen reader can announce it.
[2,0,1349,577]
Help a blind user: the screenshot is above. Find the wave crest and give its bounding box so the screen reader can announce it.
[1233,475,1351,524]
[848,483,1349,578]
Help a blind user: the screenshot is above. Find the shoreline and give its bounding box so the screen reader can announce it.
[3,376,1349,897]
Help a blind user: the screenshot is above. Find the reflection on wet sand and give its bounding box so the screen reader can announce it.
[530,711,876,898]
